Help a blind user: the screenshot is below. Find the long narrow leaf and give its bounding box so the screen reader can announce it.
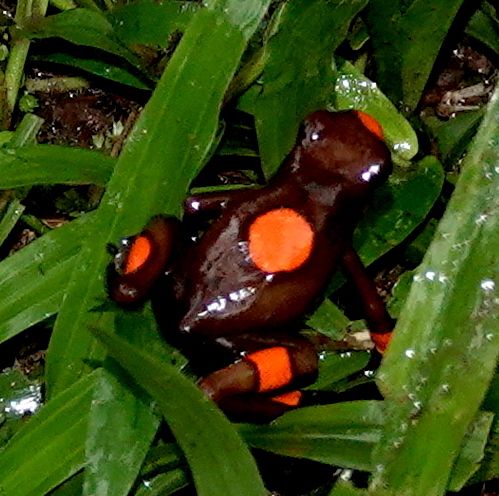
[0,213,92,345]
[93,328,266,496]
[0,145,115,188]
[371,85,499,495]
[240,402,383,472]
[0,370,101,496]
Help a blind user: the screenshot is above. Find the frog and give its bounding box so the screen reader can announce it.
[107,109,394,419]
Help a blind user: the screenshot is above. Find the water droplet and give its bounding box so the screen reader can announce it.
[476,213,489,225]
[441,384,450,394]
[339,469,353,481]
[405,348,416,358]
[481,279,495,292]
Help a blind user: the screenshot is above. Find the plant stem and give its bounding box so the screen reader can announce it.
[3,0,49,127]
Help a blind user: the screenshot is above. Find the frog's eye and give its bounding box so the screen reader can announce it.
[309,128,321,142]
[299,118,324,145]
[355,110,384,141]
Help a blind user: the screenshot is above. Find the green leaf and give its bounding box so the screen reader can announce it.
[0,370,101,496]
[22,9,143,70]
[83,367,160,496]
[353,156,444,267]
[328,480,368,496]
[109,0,199,48]
[480,415,499,482]
[0,145,115,188]
[306,298,349,339]
[239,0,368,177]
[139,443,184,478]
[307,351,371,391]
[387,270,415,319]
[0,199,24,247]
[134,469,188,496]
[83,305,181,496]
[365,0,467,110]
[448,411,495,491]
[0,213,92,346]
[371,85,499,495]
[49,472,84,496]
[92,327,266,496]
[240,401,383,472]
[423,109,485,166]
[334,61,418,161]
[465,4,499,56]
[34,52,151,90]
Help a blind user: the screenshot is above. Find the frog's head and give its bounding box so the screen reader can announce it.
[292,110,392,199]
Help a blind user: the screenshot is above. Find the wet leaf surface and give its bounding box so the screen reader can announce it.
[372,85,499,496]
[240,0,368,177]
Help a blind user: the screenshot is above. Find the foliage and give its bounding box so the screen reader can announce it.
[0,0,498,495]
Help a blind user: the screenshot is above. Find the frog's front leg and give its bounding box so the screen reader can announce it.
[198,333,318,417]
[107,215,180,305]
[340,246,394,352]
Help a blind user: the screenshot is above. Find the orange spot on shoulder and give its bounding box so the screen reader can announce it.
[249,208,314,273]
[245,347,293,392]
[124,235,152,274]
[356,110,384,140]
[271,390,302,407]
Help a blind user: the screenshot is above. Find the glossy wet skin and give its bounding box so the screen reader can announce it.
[167,111,391,337]
[108,110,393,418]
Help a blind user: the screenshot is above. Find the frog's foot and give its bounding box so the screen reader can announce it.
[107,215,180,305]
[217,390,304,421]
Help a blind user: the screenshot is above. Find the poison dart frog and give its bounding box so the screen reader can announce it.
[107,110,394,419]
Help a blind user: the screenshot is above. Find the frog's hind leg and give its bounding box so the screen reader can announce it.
[107,215,181,305]
[340,246,394,352]
[198,333,318,418]
[218,390,305,422]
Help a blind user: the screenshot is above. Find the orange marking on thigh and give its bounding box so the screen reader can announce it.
[248,208,314,273]
[356,110,384,140]
[125,236,152,274]
[271,390,302,407]
[245,347,294,392]
[371,332,392,354]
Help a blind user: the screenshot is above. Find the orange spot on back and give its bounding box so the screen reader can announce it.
[249,208,314,273]
[246,347,293,392]
[271,390,302,407]
[124,236,152,274]
[356,110,384,140]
